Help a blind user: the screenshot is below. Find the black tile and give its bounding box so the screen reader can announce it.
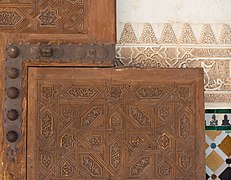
[206,173,210,180]
[219,167,231,180]
[226,158,231,165]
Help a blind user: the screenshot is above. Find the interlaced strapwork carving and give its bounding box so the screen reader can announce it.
[82,155,102,176]
[41,111,53,139]
[130,156,150,176]
[34,80,197,179]
[0,0,86,33]
[0,11,22,26]
[110,143,121,170]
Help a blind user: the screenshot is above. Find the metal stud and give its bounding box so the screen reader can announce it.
[7,68,19,79]
[7,109,18,121]
[7,46,20,58]
[74,47,86,59]
[7,87,19,99]
[6,130,18,143]
[52,45,64,58]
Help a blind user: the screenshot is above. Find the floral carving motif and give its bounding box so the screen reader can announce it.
[159,23,177,44]
[110,143,121,170]
[139,23,158,44]
[137,86,163,99]
[0,1,86,33]
[29,70,202,178]
[130,156,150,176]
[61,162,74,177]
[41,112,53,139]
[159,163,171,176]
[81,106,103,126]
[110,86,123,99]
[130,135,144,148]
[41,152,52,168]
[38,8,58,26]
[179,154,191,169]
[68,86,96,98]
[0,11,22,26]
[110,114,122,128]
[178,86,190,99]
[60,105,74,120]
[179,23,197,44]
[130,107,150,126]
[219,24,231,44]
[157,104,174,123]
[89,136,102,147]
[119,23,138,44]
[200,24,217,44]
[42,87,53,99]
[157,133,171,150]
[116,45,231,102]
[179,115,191,140]
[143,47,155,57]
[82,155,102,176]
[118,23,230,45]
[159,106,170,120]
[61,133,75,148]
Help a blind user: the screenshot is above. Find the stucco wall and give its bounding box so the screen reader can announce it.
[117,0,231,24]
[116,0,231,108]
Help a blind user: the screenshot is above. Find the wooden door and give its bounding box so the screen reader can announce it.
[0,1,115,179]
[27,67,205,179]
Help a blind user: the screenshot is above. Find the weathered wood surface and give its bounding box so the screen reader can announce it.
[0,0,115,43]
[27,67,205,179]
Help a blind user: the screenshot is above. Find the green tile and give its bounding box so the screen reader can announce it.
[205,126,231,130]
[205,109,231,113]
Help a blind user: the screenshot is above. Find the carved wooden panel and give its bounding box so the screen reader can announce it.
[27,68,205,179]
[0,0,86,33]
[0,0,115,43]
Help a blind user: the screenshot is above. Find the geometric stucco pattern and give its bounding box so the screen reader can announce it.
[118,23,231,44]
[117,23,231,103]
[0,0,86,33]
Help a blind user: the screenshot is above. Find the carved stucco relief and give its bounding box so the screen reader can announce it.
[116,23,231,103]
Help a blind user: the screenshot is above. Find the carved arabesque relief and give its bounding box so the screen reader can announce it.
[116,46,231,102]
[118,23,231,44]
[0,0,86,33]
[27,68,204,179]
[117,22,231,103]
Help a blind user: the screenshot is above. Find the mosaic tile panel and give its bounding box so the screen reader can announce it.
[205,109,231,180]
[205,130,231,180]
[205,110,231,127]
[218,136,231,157]
[206,151,224,172]
[206,131,223,141]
